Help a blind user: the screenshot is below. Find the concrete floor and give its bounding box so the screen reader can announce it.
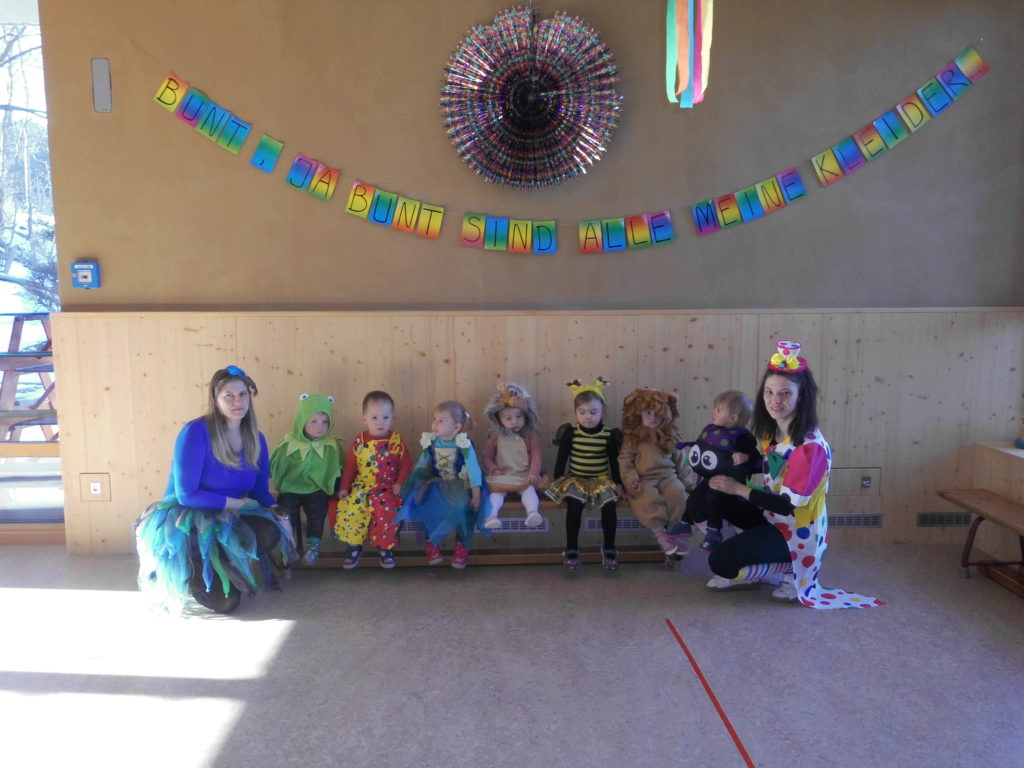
[0,542,1021,768]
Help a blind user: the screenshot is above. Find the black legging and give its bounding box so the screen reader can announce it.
[565,499,617,552]
[277,490,329,551]
[708,524,789,579]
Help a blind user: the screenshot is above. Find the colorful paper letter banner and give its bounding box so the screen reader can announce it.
[810,46,988,187]
[155,45,988,252]
[154,73,252,156]
[691,169,805,236]
[460,214,556,253]
[346,181,444,239]
[579,211,674,252]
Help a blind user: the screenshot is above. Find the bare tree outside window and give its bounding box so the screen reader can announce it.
[0,23,57,313]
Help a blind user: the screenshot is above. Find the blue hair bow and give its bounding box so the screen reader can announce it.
[226,365,247,377]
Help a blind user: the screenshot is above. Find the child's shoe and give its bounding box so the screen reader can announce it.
[524,511,543,528]
[601,549,619,572]
[452,541,470,570]
[667,522,692,537]
[342,544,363,570]
[653,528,679,556]
[563,549,581,571]
[484,515,502,530]
[379,549,396,569]
[302,537,321,566]
[423,540,443,566]
[700,528,723,552]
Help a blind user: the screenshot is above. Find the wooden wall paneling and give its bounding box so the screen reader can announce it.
[968,312,1024,445]
[134,315,240,507]
[48,309,1024,554]
[820,313,885,467]
[386,315,458,447]
[881,313,978,543]
[452,314,511,446]
[50,314,85,551]
[636,313,761,442]
[534,314,639,433]
[74,317,141,553]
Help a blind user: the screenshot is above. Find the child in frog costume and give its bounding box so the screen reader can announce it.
[270,393,342,565]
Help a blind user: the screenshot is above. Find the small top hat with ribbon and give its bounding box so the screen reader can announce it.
[767,340,808,373]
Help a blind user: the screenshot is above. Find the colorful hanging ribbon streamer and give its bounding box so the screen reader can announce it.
[666,0,714,108]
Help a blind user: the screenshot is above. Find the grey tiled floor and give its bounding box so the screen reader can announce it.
[0,543,1021,767]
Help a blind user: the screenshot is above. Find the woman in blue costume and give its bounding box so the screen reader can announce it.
[135,366,296,613]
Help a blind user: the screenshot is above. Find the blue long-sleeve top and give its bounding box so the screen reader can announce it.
[164,418,276,510]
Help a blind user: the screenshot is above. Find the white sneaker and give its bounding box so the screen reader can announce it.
[484,515,502,530]
[771,579,799,603]
[705,574,761,591]
[524,511,543,528]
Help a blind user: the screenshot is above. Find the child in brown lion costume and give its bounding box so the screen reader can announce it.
[481,382,549,529]
[618,388,689,558]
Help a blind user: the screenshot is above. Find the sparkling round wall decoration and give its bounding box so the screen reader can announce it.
[440,7,622,188]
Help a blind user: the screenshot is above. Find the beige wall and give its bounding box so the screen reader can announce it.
[40,0,1024,311]
[52,308,1024,554]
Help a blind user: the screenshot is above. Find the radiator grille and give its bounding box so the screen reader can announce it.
[585,516,646,531]
[828,514,883,528]
[917,511,971,528]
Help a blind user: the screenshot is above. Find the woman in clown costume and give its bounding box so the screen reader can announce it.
[705,342,883,608]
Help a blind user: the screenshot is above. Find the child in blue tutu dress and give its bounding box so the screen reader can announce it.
[396,400,491,569]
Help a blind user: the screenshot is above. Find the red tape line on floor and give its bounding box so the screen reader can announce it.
[665,618,756,768]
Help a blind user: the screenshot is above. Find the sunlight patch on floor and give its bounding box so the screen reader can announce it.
[0,587,295,680]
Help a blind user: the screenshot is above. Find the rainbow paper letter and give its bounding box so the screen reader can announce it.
[532,221,557,254]
[484,218,509,250]
[578,221,603,253]
[251,135,284,173]
[714,194,741,228]
[416,204,445,239]
[601,219,627,251]
[217,116,251,155]
[626,214,652,248]
[648,211,674,244]
[307,163,340,202]
[896,93,931,133]
[811,148,844,187]
[691,200,720,236]
[777,169,806,203]
[346,182,376,219]
[508,220,533,253]
[392,197,422,234]
[154,73,189,112]
[369,190,397,226]
[286,154,316,189]
[954,46,989,83]
[461,214,486,247]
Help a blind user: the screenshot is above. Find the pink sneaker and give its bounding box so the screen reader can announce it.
[424,541,443,566]
[452,541,470,570]
[653,528,679,556]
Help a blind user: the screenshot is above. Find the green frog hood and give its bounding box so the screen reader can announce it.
[270,394,342,495]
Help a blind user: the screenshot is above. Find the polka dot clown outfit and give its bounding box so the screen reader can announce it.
[759,429,883,608]
[708,342,883,609]
[334,431,412,551]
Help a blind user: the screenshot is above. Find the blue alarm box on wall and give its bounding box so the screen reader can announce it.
[71,260,101,289]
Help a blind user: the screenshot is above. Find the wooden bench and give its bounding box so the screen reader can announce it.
[937,488,1024,596]
[300,497,673,569]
